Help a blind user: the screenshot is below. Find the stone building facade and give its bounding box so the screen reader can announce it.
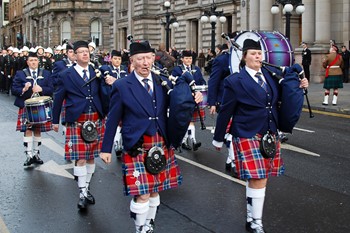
[2,0,350,82]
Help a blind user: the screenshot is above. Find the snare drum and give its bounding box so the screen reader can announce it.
[195,85,208,108]
[25,96,53,124]
[230,31,294,73]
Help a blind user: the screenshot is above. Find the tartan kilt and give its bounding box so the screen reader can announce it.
[122,133,182,196]
[16,108,52,132]
[323,75,343,89]
[233,134,285,180]
[191,106,206,122]
[64,112,105,161]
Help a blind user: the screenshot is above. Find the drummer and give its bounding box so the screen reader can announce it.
[11,51,54,166]
[52,40,106,211]
[171,49,206,151]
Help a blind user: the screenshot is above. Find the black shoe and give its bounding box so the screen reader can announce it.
[32,152,44,164]
[280,134,288,143]
[181,143,192,150]
[225,162,232,172]
[192,142,201,151]
[115,150,122,159]
[85,190,95,205]
[246,221,266,233]
[23,157,34,166]
[232,166,238,178]
[77,196,88,210]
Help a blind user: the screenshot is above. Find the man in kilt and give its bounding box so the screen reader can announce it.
[171,49,206,151]
[213,39,308,233]
[52,41,106,211]
[11,52,54,166]
[100,41,202,233]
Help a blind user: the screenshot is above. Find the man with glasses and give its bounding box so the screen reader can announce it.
[52,41,106,211]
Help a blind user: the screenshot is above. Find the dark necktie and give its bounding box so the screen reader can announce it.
[142,78,153,96]
[83,69,88,82]
[255,72,267,92]
[32,71,37,80]
[186,66,191,72]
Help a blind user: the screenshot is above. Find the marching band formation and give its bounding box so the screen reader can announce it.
[2,31,309,233]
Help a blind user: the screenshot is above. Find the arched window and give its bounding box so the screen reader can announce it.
[91,19,102,46]
[61,20,71,44]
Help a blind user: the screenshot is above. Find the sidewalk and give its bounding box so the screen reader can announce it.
[303,82,350,115]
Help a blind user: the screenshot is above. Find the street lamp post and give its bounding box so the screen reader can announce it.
[200,0,226,52]
[271,0,305,39]
[164,1,179,52]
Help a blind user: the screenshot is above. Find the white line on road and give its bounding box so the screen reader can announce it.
[42,138,65,157]
[293,127,315,133]
[175,154,246,186]
[281,144,320,157]
[0,215,10,233]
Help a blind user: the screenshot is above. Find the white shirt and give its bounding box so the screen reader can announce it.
[134,71,153,92]
[74,64,90,80]
[245,66,267,84]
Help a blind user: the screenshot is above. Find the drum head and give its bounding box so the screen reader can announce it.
[230,31,294,74]
[25,96,52,105]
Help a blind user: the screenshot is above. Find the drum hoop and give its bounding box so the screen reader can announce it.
[25,96,52,105]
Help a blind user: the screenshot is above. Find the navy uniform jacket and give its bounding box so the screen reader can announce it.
[52,65,104,124]
[207,51,231,106]
[99,64,129,114]
[171,64,206,85]
[51,58,74,88]
[101,72,171,153]
[12,68,53,108]
[213,67,281,143]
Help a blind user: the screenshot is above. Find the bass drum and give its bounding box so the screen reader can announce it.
[229,31,294,74]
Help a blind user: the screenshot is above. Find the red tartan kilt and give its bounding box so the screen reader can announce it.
[191,106,205,122]
[64,112,105,161]
[16,108,52,132]
[122,133,182,196]
[233,134,285,180]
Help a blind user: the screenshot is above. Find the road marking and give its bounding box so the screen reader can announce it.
[281,144,320,157]
[35,160,74,179]
[303,108,350,118]
[293,127,315,133]
[175,154,246,186]
[0,215,10,233]
[42,138,65,157]
[36,138,74,179]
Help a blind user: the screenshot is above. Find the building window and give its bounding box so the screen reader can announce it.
[4,2,9,21]
[91,19,102,46]
[61,20,71,44]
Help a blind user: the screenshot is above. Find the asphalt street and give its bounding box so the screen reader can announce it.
[0,83,350,233]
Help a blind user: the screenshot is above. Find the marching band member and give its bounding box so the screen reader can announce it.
[208,39,237,175]
[212,39,308,233]
[99,50,129,157]
[171,49,206,151]
[100,41,202,232]
[52,41,106,210]
[12,52,53,166]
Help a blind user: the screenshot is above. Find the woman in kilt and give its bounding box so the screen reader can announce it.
[212,39,308,233]
[171,50,206,151]
[100,41,202,233]
[322,44,344,105]
[12,52,53,166]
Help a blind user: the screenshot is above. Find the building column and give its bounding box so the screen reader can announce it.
[259,0,273,31]
[249,0,259,30]
[343,0,350,47]
[314,0,331,46]
[186,20,191,49]
[302,0,315,44]
[231,10,237,33]
[198,20,203,51]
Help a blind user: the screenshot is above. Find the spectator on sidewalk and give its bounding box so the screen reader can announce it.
[301,42,312,82]
[322,44,344,105]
